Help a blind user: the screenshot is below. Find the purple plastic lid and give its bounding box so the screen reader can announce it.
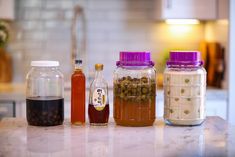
[167,51,203,67]
[116,51,154,66]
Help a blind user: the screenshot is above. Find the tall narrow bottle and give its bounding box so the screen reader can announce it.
[88,64,109,125]
[71,59,86,125]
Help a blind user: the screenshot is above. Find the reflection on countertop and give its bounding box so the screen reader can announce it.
[0,117,234,157]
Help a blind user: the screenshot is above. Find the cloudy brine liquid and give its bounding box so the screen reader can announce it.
[113,77,156,126]
[164,70,206,126]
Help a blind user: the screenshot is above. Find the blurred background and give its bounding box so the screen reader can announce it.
[0,0,231,121]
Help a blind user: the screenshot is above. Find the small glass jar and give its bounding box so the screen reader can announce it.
[113,52,156,126]
[163,51,206,126]
[26,61,64,126]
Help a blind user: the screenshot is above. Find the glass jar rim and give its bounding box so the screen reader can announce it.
[31,61,59,67]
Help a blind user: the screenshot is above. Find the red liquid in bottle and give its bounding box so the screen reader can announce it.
[71,60,86,125]
[88,104,109,124]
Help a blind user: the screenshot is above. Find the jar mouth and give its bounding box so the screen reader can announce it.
[166,61,203,68]
[116,61,155,67]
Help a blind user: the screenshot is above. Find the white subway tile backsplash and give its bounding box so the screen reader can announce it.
[17,21,43,30]
[8,42,24,51]
[9,0,205,83]
[22,31,45,41]
[125,0,154,10]
[87,0,154,11]
[86,10,108,21]
[19,0,43,8]
[64,10,73,20]
[41,10,65,20]
[87,45,106,54]
[44,41,70,54]
[107,31,148,42]
[106,10,152,22]
[87,0,127,10]
[11,51,25,82]
[45,28,70,40]
[86,21,130,35]
[87,31,108,42]
[22,9,42,20]
[45,0,74,10]
[87,20,152,34]
[25,43,44,50]
[44,20,71,28]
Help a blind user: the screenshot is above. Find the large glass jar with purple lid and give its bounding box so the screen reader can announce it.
[164,51,206,126]
[113,52,156,126]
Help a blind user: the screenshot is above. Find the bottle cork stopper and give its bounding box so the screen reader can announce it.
[95,64,103,71]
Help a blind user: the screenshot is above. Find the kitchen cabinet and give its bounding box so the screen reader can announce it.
[154,0,217,20]
[0,101,15,120]
[218,0,229,19]
[0,0,15,20]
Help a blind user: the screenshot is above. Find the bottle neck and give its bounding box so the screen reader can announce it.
[95,70,103,79]
[75,63,82,71]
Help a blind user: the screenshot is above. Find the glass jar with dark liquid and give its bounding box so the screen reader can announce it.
[26,61,64,126]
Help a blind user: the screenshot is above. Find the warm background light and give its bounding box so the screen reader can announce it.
[168,25,193,35]
[165,19,200,25]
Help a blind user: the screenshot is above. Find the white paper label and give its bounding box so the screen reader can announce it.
[92,88,107,111]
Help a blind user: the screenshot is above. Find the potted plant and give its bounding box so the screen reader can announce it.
[0,20,12,83]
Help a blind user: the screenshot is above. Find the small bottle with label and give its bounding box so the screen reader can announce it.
[88,64,109,125]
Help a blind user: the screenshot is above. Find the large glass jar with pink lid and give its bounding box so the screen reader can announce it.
[113,52,156,126]
[164,51,207,126]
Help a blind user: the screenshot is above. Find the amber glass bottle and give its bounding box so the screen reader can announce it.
[88,64,109,125]
[71,59,86,125]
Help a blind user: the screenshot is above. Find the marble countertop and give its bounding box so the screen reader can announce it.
[0,117,234,157]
